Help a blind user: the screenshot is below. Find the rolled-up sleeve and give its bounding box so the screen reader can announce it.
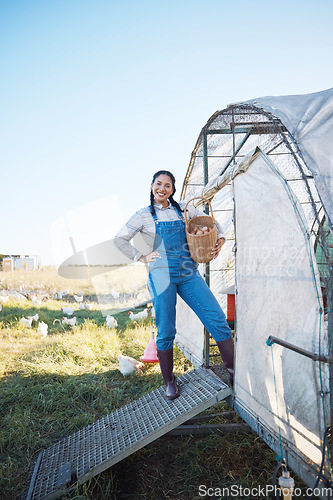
[114,212,144,262]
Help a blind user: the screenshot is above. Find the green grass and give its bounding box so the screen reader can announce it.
[0,270,314,499]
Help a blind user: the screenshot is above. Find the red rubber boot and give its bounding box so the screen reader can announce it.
[216,337,235,385]
[157,348,180,400]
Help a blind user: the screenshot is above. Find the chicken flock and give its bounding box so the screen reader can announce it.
[1,287,152,378]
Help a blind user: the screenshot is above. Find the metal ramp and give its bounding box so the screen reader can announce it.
[25,367,231,500]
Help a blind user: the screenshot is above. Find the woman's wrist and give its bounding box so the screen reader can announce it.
[134,252,143,262]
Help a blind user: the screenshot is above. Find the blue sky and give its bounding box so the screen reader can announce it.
[1,0,332,264]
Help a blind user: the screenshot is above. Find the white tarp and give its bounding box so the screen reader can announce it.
[177,147,329,471]
[243,88,333,227]
[233,150,328,468]
[175,292,205,367]
[177,90,332,486]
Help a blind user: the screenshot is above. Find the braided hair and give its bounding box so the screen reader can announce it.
[150,170,183,216]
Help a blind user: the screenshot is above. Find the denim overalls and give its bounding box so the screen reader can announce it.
[148,208,232,351]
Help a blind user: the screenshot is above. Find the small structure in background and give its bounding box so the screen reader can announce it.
[1,254,41,271]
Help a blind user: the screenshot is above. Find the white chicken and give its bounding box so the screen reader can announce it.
[0,303,2,312]
[118,354,144,376]
[133,288,150,306]
[128,308,149,321]
[106,315,118,328]
[12,292,27,302]
[74,294,83,303]
[37,321,48,338]
[79,302,92,310]
[20,317,33,328]
[27,313,39,323]
[61,307,74,316]
[62,316,77,326]
[31,295,42,306]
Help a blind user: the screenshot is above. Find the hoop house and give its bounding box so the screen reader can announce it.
[176,88,333,492]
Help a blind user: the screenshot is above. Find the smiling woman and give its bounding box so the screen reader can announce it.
[149,171,183,216]
[114,170,234,401]
[151,172,174,207]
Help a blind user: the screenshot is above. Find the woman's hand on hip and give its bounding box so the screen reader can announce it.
[211,238,225,259]
[139,251,160,263]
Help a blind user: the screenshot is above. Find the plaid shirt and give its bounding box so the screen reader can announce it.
[114,200,225,261]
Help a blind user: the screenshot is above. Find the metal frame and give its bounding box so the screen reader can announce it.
[182,103,332,355]
[181,103,333,494]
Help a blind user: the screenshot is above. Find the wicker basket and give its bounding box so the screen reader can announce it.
[184,197,217,263]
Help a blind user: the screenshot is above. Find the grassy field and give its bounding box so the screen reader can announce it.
[0,269,312,500]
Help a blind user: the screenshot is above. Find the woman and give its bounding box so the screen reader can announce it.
[115,170,234,400]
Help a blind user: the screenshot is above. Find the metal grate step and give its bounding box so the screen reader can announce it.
[25,367,231,500]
